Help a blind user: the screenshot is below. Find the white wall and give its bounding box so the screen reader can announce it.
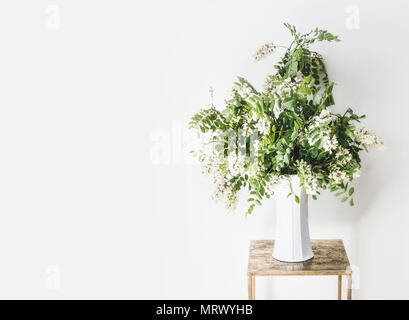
[0,0,407,299]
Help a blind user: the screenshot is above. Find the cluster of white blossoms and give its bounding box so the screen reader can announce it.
[322,134,338,153]
[226,87,238,101]
[306,108,338,153]
[239,83,253,98]
[224,188,239,211]
[329,166,349,185]
[335,147,353,166]
[241,116,255,137]
[208,150,247,211]
[296,160,318,195]
[263,76,291,95]
[211,180,239,212]
[242,122,251,137]
[265,174,285,195]
[227,152,246,177]
[295,71,305,83]
[273,102,283,118]
[207,158,240,211]
[211,176,228,202]
[280,77,293,95]
[261,80,284,117]
[227,83,253,100]
[252,138,261,153]
[313,108,332,127]
[263,76,276,94]
[198,131,222,175]
[255,116,271,135]
[247,161,261,180]
[263,75,304,106]
[253,42,276,61]
[307,129,338,154]
[193,130,235,209]
[333,148,360,182]
[354,126,385,150]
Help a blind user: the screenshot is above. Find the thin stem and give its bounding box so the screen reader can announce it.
[275,45,290,50]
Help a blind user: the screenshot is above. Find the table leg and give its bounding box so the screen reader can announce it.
[247,274,255,300]
[347,274,352,300]
[338,275,342,300]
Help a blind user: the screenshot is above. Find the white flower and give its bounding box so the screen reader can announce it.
[253,42,276,61]
[296,160,318,195]
[225,188,239,211]
[270,99,282,118]
[226,87,239,100]
[305,108,337,153]
[307,129,338,154]
[255,116,271,135]
[263,76,275,94]
[265,174,284,195]
[336,148,353,166]
[306,108,332,132]
[239,83,253,98]
[211,178,227,203]
[227,83,253,100]
[193,131,231,206]
[227,152,246,177]
[200,141,241,210]
[242,122,251,137]
[329,166,349,185]
[248,162,261,179]
[313,108,332,127]
[211,182,239,212]
[354,126,385,150]
[253,139,260,153]
[322,134,338,154]
[295,71,304,82]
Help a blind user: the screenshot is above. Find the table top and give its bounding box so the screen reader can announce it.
[248,239,351,276]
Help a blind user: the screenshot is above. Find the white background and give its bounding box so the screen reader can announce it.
[0,0,408,299]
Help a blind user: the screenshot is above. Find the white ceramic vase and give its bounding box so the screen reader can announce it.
[272,175,314,262]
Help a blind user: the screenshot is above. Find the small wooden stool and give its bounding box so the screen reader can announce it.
[247,239,352,300]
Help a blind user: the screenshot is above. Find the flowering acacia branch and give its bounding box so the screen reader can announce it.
[189,23,384,214]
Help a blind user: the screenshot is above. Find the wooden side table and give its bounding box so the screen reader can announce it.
[247,239,352,300]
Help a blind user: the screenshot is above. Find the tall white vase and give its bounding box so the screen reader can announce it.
[272,175,314,262]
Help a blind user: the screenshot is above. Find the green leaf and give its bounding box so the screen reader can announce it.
[288,56,298,77]
[341,196,349,203]
[283,98,295,110]
[349,198,354,206]
[345,127,355,139]
[283,153,290,164]
[314,138,323,149]
[348,187,355,196]
[334,191,344,197]
[311,149,318,158]
[312,195,317,200]
[330,186,338,192]
[294,195,300,203]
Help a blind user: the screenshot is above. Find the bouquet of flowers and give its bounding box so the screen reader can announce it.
[189,24,384,214]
